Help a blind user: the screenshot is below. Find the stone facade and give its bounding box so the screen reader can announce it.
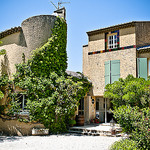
[82,45,89,77]
[87,48,136,96]
[0,15,56,77]
[136,22,150,47]
[0,8,66,135]
[21,15,57,52]
[83,21,150,123]
[120,27,136,47]
[0,8,66,78]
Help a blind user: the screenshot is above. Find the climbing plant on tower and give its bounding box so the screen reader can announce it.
[8,17,91,133]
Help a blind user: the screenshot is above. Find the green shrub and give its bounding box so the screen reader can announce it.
[69,120,76,125]
[110,139,138,150]
[113,105,141,133]
[113,106,150,149]
[132,108,150,150]
[104,75,150,109]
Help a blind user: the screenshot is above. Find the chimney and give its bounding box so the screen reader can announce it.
[54,7,66,20]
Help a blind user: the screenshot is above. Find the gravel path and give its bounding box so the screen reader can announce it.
[0,134,121,150]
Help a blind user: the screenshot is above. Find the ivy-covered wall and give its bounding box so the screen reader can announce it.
[0,17,91,134]
[16,17,67,77]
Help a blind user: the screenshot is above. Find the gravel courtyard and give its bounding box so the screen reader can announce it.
[0,134,121,150]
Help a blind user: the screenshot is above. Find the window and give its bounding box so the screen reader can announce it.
[105,30,119,50]
[108,34,117,49]
[137,58,147,80]
[17,94,27,110]
[105,60,120,86]
[13,94,28,115]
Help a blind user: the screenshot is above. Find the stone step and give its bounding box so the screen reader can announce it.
[69,126,122,137]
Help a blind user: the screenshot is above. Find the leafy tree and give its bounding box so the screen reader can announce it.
[105,75,150,149]
[104,74,150,109]
[14,72,85,132]
[132,108,150,149]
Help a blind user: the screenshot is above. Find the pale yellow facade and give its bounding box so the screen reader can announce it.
[82,21,150,123]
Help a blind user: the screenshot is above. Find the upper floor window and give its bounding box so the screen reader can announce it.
[105,30,119,50]
[108,34,117,49]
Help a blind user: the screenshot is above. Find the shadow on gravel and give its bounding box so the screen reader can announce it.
[0,136,22,143]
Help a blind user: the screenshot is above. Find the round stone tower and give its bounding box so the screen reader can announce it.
[21,15,57,52]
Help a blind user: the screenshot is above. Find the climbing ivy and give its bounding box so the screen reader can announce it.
[0,75,10,114]
[0,49,6,55]
[29,17,67,77]
[7,17,91,133]
[0,41,6,56]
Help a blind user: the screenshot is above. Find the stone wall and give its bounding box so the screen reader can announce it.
[86,48,136,96]
[120,27,136,47]
[0,118,45,136]
[84,26,137,96]
[84,96,96,123]
[87,27,136,54]
[89,33,105,51]
[136,22,150,47]
[0,31,26,47]
[82,45,89,77]
[0,15,57,76]
[21,15,57,52]
[0,44,29,78]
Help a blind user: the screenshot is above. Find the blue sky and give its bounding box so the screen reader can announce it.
[1,0,150,72]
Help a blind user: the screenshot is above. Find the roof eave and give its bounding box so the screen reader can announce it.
[87,21,136,36]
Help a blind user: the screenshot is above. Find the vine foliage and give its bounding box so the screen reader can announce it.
[5,17,91,133]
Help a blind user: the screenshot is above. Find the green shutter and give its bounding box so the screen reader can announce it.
[137,58,147,80]
[111,60,120,83]
[105,61,110,86]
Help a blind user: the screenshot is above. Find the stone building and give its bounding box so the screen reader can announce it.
[0,8,66,78]
[82,21,150,123]
[0,8,66,135]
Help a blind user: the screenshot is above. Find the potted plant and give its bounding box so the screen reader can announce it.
[69,120,76,127]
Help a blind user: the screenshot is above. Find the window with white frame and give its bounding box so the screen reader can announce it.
[13,94,28,114]
[108,34,117,49]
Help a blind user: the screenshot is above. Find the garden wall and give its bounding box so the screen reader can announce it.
[0,118,45,136]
